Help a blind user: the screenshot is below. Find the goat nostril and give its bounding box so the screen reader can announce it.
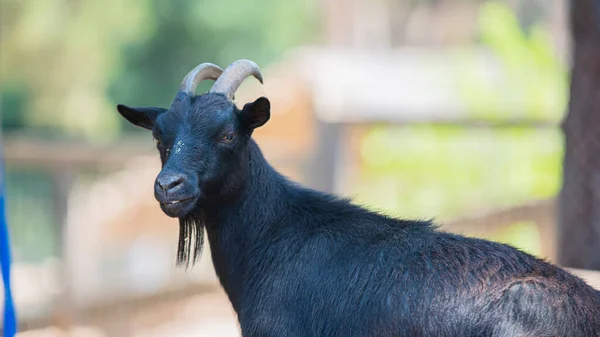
[157,174,186,192]
[169,176,185,189]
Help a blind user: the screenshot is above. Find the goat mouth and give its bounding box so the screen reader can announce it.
[160,196,194,206]
[159,196,197,218]
[163,197,193,205]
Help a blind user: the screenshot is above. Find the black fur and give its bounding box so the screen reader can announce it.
[118,92,600,337]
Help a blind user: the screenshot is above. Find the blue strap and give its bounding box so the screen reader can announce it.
[1,153,16,335]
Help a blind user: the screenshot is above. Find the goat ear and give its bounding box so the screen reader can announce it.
[116,104,166,130]
[241,97,270,129]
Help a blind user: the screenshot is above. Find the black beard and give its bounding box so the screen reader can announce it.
[177,209,205,268]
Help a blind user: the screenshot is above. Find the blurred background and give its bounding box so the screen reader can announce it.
[2,0,600,336]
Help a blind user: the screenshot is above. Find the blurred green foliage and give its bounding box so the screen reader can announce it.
[4,166,57,262]
[354,1,566,256]
[1,0,318,142]
[497,221,542,257]
[458,1,568,122]
[354,126,561,220]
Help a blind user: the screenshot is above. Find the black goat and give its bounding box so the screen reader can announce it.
[117,59,600,336]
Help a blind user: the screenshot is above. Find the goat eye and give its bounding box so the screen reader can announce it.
[221,133,235,143]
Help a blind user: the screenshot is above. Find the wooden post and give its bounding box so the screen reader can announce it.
[557,0,600,270]
[49,167,76,335]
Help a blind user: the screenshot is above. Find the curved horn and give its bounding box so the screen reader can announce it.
[209,59,263,100]
[180,63,224,95]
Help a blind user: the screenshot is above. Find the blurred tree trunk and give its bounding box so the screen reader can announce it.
[558,0,600,270]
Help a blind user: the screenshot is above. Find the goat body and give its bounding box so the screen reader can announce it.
[117,59,600,337]
[201,140,600,337]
